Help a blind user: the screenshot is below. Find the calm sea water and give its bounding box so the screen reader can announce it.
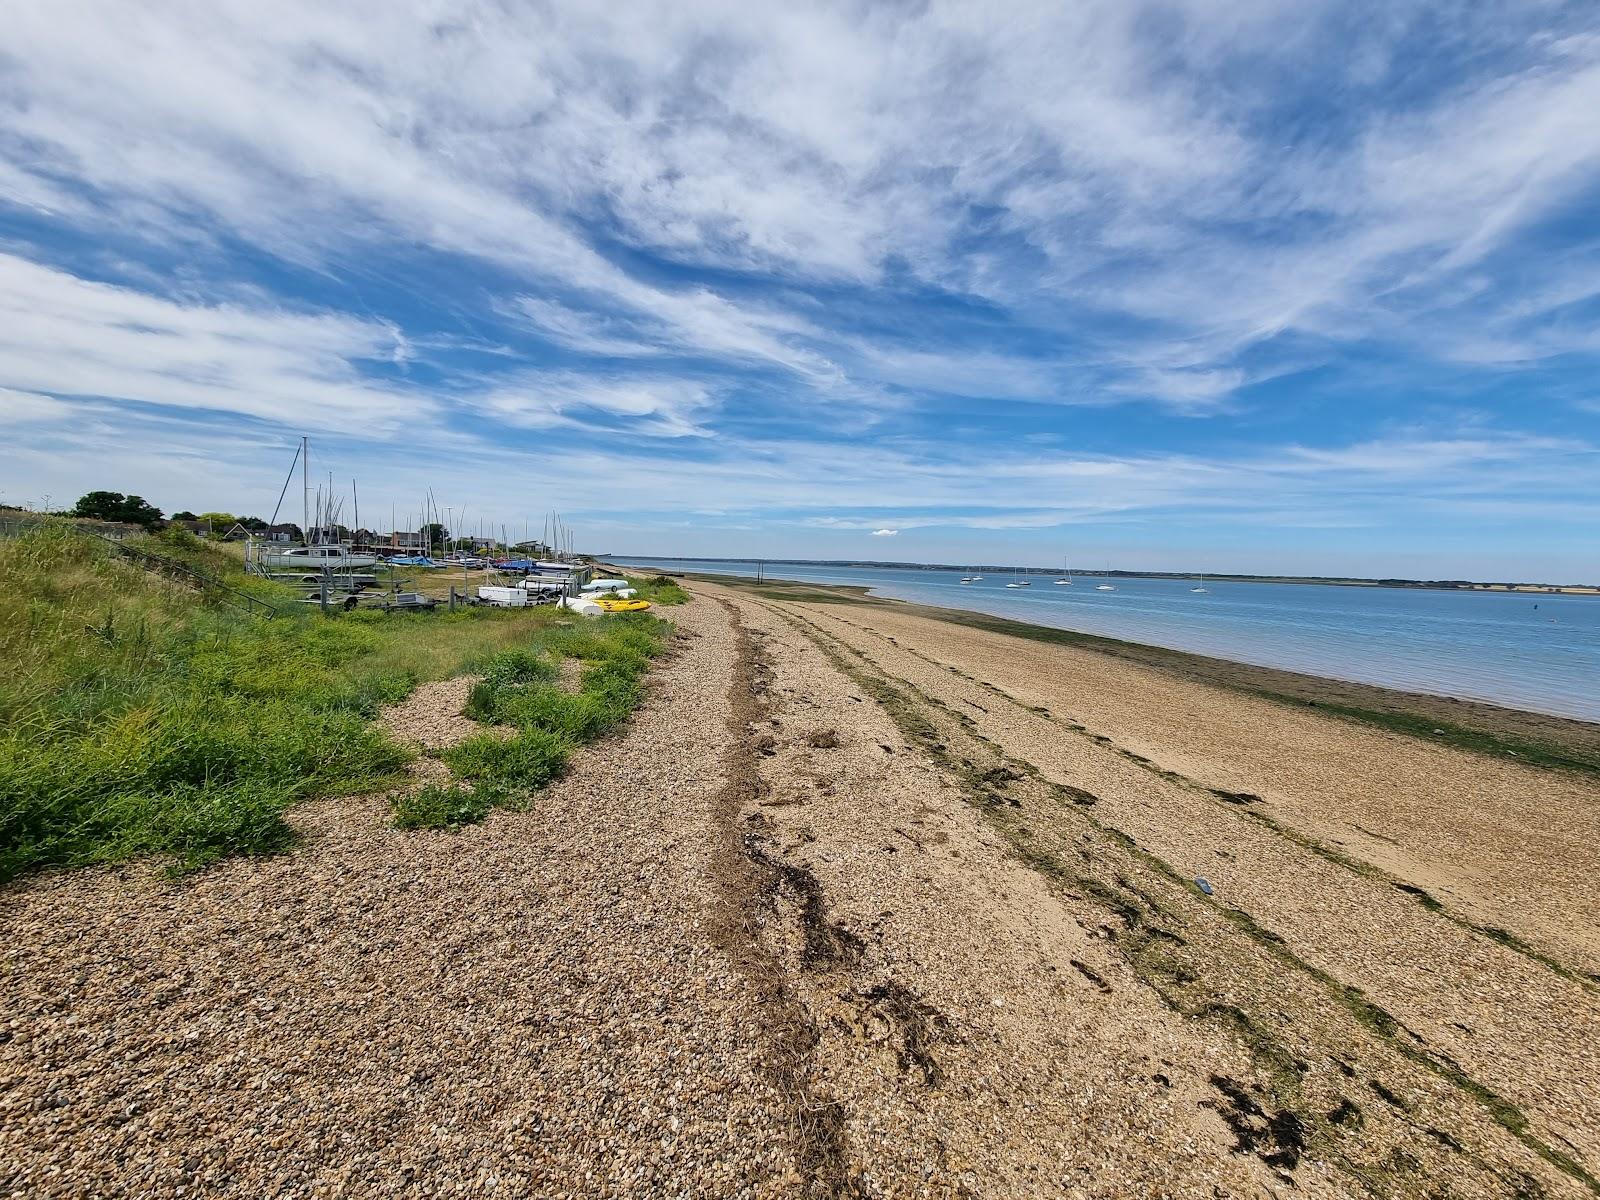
[616,558,1600,723]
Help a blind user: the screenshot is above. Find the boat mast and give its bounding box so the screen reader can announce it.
[301,435,310,545]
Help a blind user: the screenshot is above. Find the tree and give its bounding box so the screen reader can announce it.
[422,522,449,547]
[171,510,198,521]
[197,511,238,526]
[73,491,164,528]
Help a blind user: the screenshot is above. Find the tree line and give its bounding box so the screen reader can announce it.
[64,491,293,537]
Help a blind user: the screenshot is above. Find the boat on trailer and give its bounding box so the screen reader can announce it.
[263,544,379,571]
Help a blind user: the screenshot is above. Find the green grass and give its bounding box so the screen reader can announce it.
[628,574,689,605]
[0,522,618,880]
[432,613,670,820]
[443,727,572,790]
[391,782,497,831]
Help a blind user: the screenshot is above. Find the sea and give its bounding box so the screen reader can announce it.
[613,558,1600,723]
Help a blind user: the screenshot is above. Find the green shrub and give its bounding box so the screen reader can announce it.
[476,646,558,688]
[487,683,634,742]
[440,610,668,799]
[458,616,662,750]
[139,780,301,873]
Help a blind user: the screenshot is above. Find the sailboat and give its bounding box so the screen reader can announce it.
[1191,575,1209,594]
[1095,570,1116,591]
[1054,556,1072,585]
[1005,564,1031,588]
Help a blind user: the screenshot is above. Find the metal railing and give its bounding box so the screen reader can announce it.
[98,535,284,618]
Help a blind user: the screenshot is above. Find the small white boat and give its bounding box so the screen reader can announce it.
[1191,575,1208,593]
[1055,556,1072,585]
[1096,583,1116,591]
[263,545,379,570]
[959,577,975,584]
[1005,581,1029,588]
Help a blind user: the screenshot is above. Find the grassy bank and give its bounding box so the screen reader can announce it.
[0,525,666,880]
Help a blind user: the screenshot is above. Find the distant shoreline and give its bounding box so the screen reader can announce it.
[634,567,1600,777]
[614,555,1600,596]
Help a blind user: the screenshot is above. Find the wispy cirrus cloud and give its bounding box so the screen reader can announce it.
[3,1,1600,574]
[0,251,431,431]
[9,1,1597,409]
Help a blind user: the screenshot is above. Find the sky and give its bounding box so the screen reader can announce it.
[2,1,1599,582]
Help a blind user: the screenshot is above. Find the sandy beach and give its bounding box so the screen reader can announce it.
[5,577,1599,1197]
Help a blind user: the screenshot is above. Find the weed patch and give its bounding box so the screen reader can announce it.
[633,574,690,605]
[440,612,669,800]
[444,728,571,789]
[391,783,496,830]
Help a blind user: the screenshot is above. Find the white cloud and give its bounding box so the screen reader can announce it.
[2,0,1600,577]
[475,372,719,438]
[0,387,74,423]
[0,253,433,432]
[871,528,899,536]
[12,1,1594,411]
[512,298,656,359]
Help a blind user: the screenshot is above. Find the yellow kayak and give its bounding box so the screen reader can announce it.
[594,597,651,612]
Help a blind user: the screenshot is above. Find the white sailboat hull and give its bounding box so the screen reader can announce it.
[263,546,379,570]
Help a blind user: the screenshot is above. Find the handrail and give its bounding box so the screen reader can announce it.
[97,535,284,618]
[0,515,284,618]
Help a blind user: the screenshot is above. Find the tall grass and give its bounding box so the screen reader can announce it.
[628,574,689,605]
[0,524,610,880]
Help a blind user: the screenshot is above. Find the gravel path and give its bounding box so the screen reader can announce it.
[377,674,484,751]
[0,597,795,1198]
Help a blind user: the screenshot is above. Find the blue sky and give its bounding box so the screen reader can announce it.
[2,1,1599,580]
